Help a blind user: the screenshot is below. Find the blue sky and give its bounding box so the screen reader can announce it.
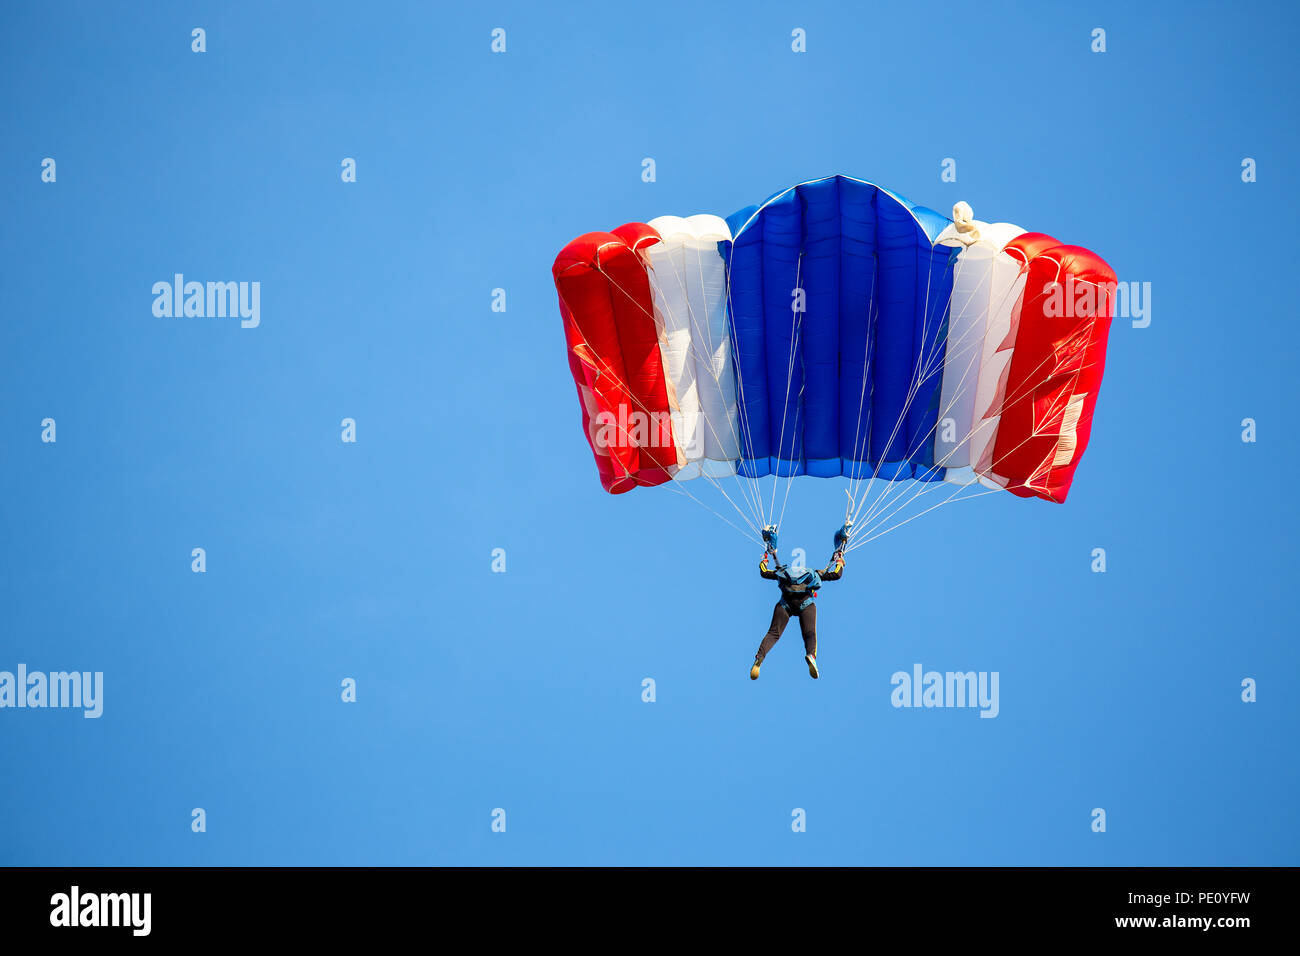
[1,0,1295,865]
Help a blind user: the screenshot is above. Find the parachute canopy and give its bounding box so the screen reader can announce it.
[552,175,1115,523]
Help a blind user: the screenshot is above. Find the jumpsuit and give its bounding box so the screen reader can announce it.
[754,554,843,664]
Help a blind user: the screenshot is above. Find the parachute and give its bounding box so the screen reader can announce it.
[551,175,1115,548]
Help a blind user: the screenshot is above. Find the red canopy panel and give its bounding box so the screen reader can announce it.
[552,224,678,494]
[992,233,1116,502]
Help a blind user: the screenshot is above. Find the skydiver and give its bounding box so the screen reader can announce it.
[749,522,851,681]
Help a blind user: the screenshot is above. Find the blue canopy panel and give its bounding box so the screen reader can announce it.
[724,176,959,483]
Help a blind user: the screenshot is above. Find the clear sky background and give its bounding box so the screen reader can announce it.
[2,1,1295,865]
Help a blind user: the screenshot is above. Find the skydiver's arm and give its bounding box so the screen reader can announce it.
[819,550,845,581]
[759,554,779,580]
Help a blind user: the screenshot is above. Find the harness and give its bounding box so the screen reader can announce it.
[777,568,821,613]
[781,591,817,613]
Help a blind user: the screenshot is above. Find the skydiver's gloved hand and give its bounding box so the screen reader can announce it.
[759,528,783,580]
[823,548,845,578]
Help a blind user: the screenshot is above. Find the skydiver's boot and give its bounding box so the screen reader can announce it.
[805,654,819,679]
[750,658,762,680]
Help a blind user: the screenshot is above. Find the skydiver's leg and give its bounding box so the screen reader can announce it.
[755,603,790,664]
[797,604,817,658]
[798,604,819,679]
